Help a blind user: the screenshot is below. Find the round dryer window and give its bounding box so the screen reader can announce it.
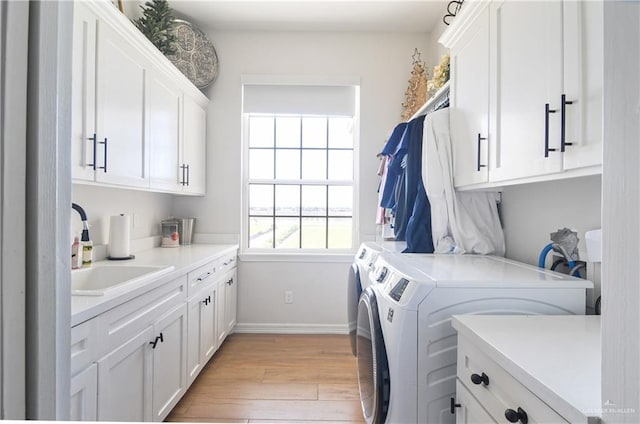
[168,19,218,88]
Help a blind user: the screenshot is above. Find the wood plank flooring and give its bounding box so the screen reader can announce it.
[166,334,365,423]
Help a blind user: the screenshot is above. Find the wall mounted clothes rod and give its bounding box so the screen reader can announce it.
[408,80,450,121]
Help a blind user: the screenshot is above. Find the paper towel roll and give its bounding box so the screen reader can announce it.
[109,214,131,259]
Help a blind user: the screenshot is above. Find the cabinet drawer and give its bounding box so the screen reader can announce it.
[187,260,218,297]
[97,275,187,358]
[71,318,99,376]
[218,251,237,274]
[457,337,569,423]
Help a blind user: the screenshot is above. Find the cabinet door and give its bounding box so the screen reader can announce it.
[490,0,563,182]
[216,278,227,346]
[95,21,148,187]
[70,364,98,421]
[201,285,218,361]
[152,303,188,421]
[186,293,204,385]
[455,381,496,424]
[97,326,154,422]
[224,269,238,334]
[450,6,490,187]
[181,95,207,194]
[71,3,97,181]
[149,72,181,192]
[562,0,603,170]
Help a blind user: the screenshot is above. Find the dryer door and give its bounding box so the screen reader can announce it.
[347,263,362,356]
[356,286,390,424]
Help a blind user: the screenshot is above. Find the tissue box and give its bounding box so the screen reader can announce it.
[585,229,602,263]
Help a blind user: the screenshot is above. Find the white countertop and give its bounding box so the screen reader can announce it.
[452,314,601,422]
[71,244,238,326]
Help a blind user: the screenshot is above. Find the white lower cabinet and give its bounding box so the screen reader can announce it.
[216,268,238,346]
[71,249,238,421]
[70,364,98,421]
[97,326,154,422]
[187,283,217,385]
[152,303,188,421]
[455,381,494,424]
[455,335,570,423]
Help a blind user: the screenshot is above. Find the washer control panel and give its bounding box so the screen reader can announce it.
[389,278,410,301]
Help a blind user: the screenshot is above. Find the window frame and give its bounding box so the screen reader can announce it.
[241,112,359,254]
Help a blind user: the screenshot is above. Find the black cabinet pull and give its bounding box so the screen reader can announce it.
[470,372,490,386]
[150,332,164,349]
[505,407,528,424]
[477,133,487,172]
[87,134,97,170]
[98,137,108,172]
[544,103,557,157]
[180,164,186,186]
[560,94,574,152]
[449,397,461,414]
[186,164,190,186]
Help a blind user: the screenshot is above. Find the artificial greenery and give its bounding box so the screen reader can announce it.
[133,0,177,56]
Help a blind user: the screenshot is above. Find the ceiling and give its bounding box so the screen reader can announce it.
[163,1,449,33]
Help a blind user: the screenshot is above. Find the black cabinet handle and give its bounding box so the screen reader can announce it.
[87,134,97,170]
[180,164,186,186]
[505,407,528,424]
[449,397,461,414]
[560,94,574,152]
[98,137,108,172]
[186,164,190,186]
[470,372,490,386]
[149,332,164,349]
[544,103,557,157]
[477,133,487,172]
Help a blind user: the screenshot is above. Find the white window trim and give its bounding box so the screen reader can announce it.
[240,79,361,255]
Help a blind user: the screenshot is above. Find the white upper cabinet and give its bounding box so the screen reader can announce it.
[149,72,182,192]
[489,0,564,182]
[95,20,148,187]
[180,96,207,195]
[71,1,208,194]
[562,1,603,171]
[441,0,602,188]
[446,3,491,187]
[71,3,98,181]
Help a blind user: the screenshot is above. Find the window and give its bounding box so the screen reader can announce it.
[245,114,355,250]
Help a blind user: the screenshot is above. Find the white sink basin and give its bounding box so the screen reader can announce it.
[72,265,174,296]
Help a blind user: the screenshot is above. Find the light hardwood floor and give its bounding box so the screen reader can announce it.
[166,333,365,423]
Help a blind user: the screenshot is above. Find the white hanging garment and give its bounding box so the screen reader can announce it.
[422,109,505,255]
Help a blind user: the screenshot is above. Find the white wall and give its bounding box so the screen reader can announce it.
[171,30,431,329]
[501,175,602,266]
[72,184,173,246]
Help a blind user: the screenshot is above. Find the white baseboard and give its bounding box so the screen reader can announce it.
[234,323,349,335]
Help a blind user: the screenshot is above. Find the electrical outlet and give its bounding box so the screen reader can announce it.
[284,290,294,304]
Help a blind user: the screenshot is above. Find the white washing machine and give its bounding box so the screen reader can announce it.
[356,253,592,423]
[348,241,405,355]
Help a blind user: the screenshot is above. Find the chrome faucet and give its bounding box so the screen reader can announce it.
[72,203,90,242]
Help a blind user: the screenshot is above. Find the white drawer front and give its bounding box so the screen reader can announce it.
[187,260,218,297]
[97,275,187,358]
[457,338,569,424]
[218,251,237,274]
[71,318,99,376]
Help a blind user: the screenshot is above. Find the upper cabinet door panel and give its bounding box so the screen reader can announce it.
[450,6,490,187]
[181,96,207,195]
[149,73,181,192]
[562,0,603,170]
[490,0,563,182]
[95,22,148,188]
[71,3,98,181]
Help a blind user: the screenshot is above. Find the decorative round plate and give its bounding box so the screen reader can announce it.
[168,19,218,88]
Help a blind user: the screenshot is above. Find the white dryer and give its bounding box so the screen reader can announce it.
[348,241,405,355]
[356,253,592,424]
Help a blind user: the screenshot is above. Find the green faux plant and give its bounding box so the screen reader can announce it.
[133,0,177,56]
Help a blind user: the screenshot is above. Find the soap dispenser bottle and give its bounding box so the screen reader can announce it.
[71,236,82,269]
[82,239,93,267]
